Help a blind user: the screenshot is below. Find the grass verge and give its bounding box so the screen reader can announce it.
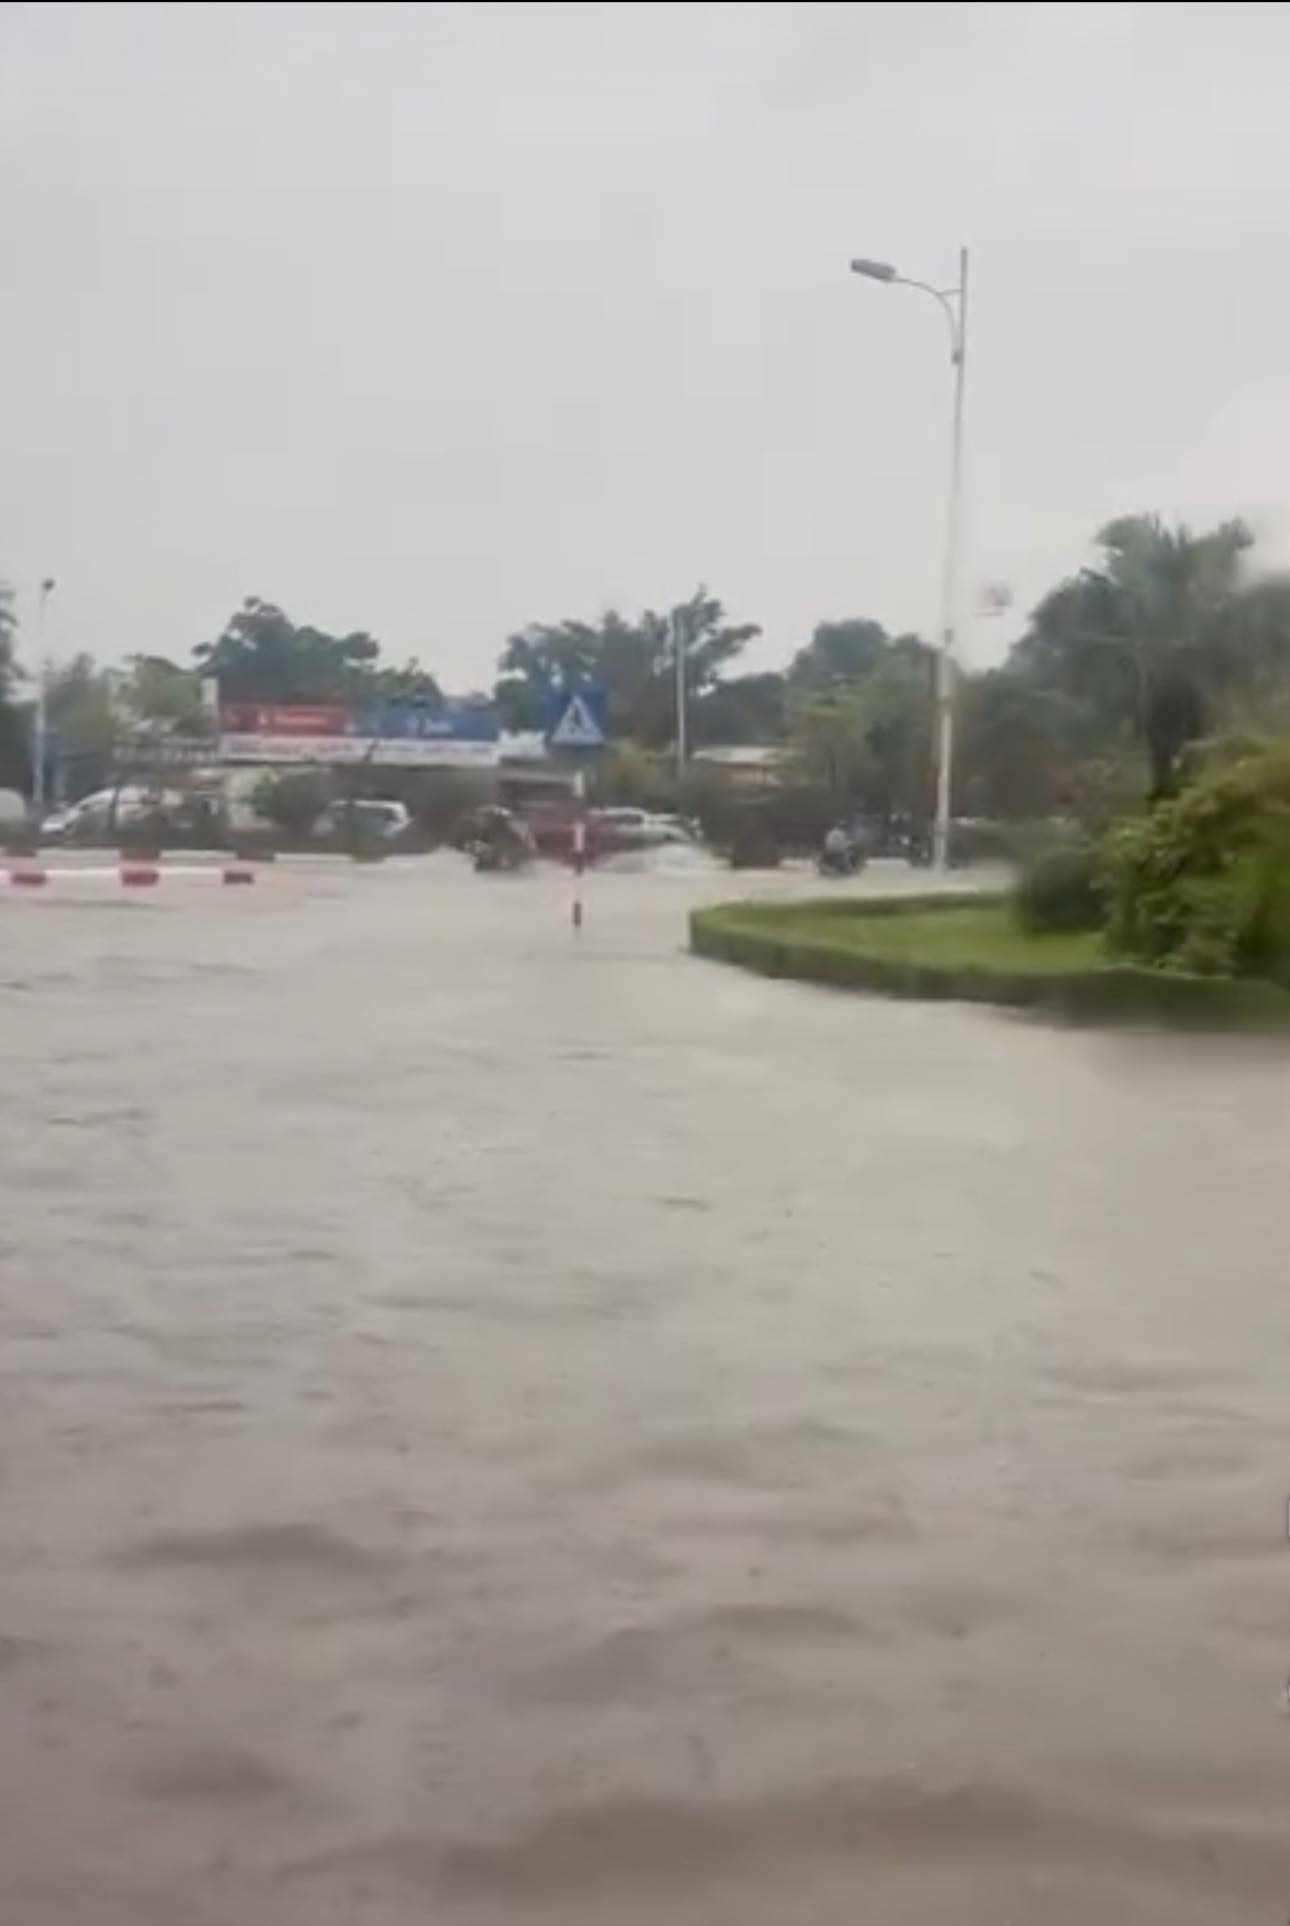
[689,893,1290,1027]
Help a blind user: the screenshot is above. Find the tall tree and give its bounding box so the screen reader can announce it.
[787,638,934,824]
[495,620,605,730]
[858,642,935,824]
[788,684,876,806]
[495,588,759,743]
[195,598,381,702]
[46,654,118,795]
[1017,515,1290,798]
[691,671,787,747]
[0,580,26,789]
[789,618,891,693]
[955,667,1117,820]
[0,580,16,686]
[120,655,208,735]
[369,659,443,706]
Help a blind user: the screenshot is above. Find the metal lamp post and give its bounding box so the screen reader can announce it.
[673,604,687,781]
[31,577,56,817]
[850,248,969,872]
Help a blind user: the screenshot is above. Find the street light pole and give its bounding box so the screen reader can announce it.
[31,577,55,818]
[850,247,969,872]
[673,605,687,780]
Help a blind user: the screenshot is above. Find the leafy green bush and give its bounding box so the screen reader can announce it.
[762,782,836,852]
[691,898,1290,1027]
[398,769,494,841]
[725,821,783,868]
[251,771,331,840]
[1015,843,1105,933]
[589,743,677,813]
[1103,740,1290,978]
[116,816,166,858]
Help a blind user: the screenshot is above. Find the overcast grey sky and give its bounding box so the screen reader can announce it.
[2,0,1289,688]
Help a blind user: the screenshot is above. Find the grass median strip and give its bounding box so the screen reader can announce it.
[689,894,1290,1027]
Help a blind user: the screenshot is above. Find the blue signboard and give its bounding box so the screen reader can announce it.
[352,699,498,743]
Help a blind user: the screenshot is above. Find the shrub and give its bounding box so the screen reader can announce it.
[1102,739,1290,978]
[692,792,776,866]
[673,773,837,860]
[1015,843,1105,934]
[760,782,836,853]
[400,768,495,841]
[590,743,677,813]
[117,816,165,858]
[251,771,331,840]
[725,820,783,868]
[690,898,1290,1026]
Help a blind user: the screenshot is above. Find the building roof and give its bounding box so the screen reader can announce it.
[498,730,551,764]
[691,744,785,769]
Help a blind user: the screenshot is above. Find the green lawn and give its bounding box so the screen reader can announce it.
[689,892,1290,1026]
[759,903,1102,975]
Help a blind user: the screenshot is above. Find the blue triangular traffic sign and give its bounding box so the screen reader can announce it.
[547,690,607,750]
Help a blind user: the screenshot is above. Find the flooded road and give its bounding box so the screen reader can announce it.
[1,855,1288,1924]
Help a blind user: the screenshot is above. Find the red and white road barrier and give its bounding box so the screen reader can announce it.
[3,862,258,890]
[571,770,587,933]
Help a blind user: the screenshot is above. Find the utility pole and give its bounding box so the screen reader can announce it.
[673,605,687,781]
[31,577,55,818]
[934,245,969,874]
[850,247,970,871]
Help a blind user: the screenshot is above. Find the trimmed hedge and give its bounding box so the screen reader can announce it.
[1015,843,1104,933]
[690,895,1290,1027]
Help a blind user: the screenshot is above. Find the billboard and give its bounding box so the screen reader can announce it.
[218,700,500,769]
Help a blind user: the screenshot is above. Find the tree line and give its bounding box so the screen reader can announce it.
[4,510,1290,819]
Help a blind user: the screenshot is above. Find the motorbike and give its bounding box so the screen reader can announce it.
[471,839,531,874]
[817,841,866,877]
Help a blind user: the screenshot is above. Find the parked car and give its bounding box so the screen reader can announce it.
[41,786,157,841]
[647,812,697,844]
[325,799,411,842]
[590,806,653,848]
[590,807,695,852]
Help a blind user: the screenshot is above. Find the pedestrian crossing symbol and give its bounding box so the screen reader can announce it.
[546,687,608,751]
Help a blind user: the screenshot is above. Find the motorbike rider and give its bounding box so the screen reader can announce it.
[821,822,853,871]
[473,806,534,870]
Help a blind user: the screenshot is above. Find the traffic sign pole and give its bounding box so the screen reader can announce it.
[571,768,586,934]
[542,684,606,936]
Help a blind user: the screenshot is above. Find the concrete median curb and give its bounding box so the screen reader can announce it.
[689,893,1290,1028]
[3,862,259,890]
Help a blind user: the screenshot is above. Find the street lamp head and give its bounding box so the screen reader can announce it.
[850,257,898,283]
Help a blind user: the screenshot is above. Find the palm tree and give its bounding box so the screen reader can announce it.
[0,580,28,791]
[1019,515,1290,798]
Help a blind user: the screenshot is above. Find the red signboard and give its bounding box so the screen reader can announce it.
[220,703,349,737]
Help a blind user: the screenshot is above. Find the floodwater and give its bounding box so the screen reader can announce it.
[1,854,1288,1925]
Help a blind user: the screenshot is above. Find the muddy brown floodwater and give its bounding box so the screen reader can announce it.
[0,853,1288,1925]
